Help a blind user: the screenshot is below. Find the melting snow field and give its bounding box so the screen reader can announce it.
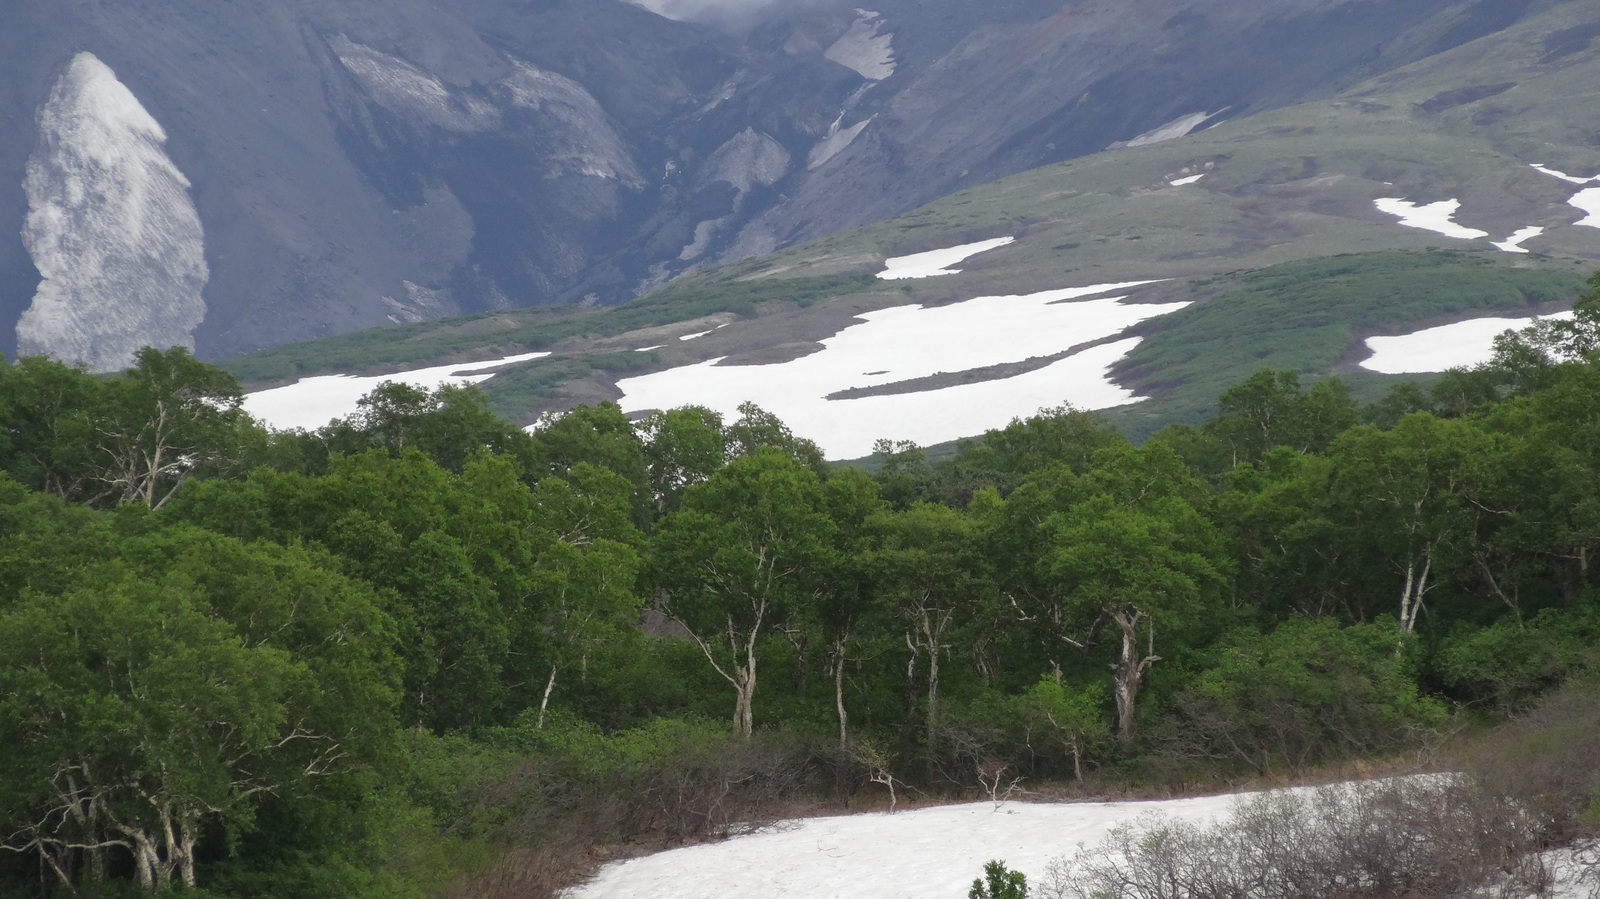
[876,237,1016,279]
[1169,173,1206,186]
[1361,312,1573,375]
[242,351,549,432]
[1531,163,1599,185]
[1493,226,1545,253]
[565,791,1595,899]
[566,796,1239,899]
[615,282,1183,459]
[1528,164,1600,230]
[1569,188,1600,228]
[1373,198,1489,240]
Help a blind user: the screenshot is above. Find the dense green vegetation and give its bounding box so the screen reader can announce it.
[4,279,1600,897]
[1104,250,1585,437]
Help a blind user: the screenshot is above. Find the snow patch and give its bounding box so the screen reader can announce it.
[1568,188,1600,229]
[1527,164,1600,229]
[568,791,1596,899]
[808,117,872,170]
[614,281,1181,458]
[1114,111,1214,149]
[16,53,210,374]
[1530,163,1600,185]
[877,237,1015,280]
[825,9,896,81]
[1373,198,1489,240]
[679,324,730,341]
[242,351,549,432]
[1493,227,1545,254]
[623,0,778,21]
[1170,174,1206,186]
[1360,312,1574,374]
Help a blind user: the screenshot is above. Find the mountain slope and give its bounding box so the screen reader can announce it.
[1,0,1581,370]
[218,0,1600,455]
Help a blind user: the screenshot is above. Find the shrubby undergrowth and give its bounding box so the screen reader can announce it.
[1043,680,1600,899]
[1039,778,1547,899]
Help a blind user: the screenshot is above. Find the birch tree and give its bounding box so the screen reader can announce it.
[816,467,888,745]
[648,447,832,737]
[525,464,643,728]
[1325,414,1484,631]
[0,583,311,891]
[0,525,398,894]
[867,502,993,756]
[996,445,1226,743]
[93,347,250,509]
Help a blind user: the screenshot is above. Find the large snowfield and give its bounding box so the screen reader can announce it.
[615,281,1183,459]
[564,791,1593,899]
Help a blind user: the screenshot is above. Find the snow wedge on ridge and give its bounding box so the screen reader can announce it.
[876,237,1016,279]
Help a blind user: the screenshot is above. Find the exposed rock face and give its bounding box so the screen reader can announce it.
[0,0,1567,366]
[18,53,208,373]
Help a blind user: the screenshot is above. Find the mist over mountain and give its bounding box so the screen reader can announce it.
[0,0,1573,371]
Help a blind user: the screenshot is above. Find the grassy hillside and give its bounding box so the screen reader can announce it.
[1104,250,1584,437]
[224,273,882,384]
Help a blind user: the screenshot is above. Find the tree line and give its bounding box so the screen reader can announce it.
[2,278,1599,897]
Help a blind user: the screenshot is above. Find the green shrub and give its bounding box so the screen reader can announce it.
[970,860,1029,899]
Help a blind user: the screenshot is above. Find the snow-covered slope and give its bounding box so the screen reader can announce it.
[242,351,548,432]
[566,796,1242,899]
[565,790,1594,899]
[614,279,1181,459]
[1362,312,1576,375]
[17,53,208,373]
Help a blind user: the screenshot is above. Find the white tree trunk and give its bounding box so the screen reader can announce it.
[537,664,558,729]
[832,642,849,746]
[1109,606,1158,743]
[1398,553,1432,632]
[734,660,756,738]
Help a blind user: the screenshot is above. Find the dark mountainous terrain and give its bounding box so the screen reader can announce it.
[218,0,1600,451]
[0,0,1572,370]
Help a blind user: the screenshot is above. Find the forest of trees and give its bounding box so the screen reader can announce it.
[2,279,1600,897]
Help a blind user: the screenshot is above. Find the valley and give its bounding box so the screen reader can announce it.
[7,3,1600,899]
[205,0,1600,454]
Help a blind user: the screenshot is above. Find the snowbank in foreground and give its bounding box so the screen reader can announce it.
[565,791,1593,899]
[565,795,1240,899]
